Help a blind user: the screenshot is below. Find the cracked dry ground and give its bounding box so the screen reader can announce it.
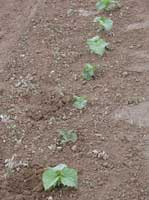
[0,0,148,200]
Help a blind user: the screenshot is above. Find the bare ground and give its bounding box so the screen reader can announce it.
[0,0,149,199]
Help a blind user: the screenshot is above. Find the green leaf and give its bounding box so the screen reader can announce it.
[73,96,87,109]
[96,0,120,11]
[87,36,109,56]
[61,168,78,188]
[82,64,96,80]
[59,129,78,144]
[42,168,59,191]
[42,164,78,191]
[94,16,113,31]
[96,0,111,10]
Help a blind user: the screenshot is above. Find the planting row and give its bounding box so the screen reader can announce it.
[42,0,121,192]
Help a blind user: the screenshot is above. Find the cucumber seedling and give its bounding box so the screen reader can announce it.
[94,16,113,31]
[73,96,87,109]
[82,63,96,80]
[87,36,109,56]
[42,164,78,191]
[96,0,120,11]
[59,129,78,144]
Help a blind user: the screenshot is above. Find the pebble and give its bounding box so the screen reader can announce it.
[104,88,109,93]
[92,149,99,155]
[102,162,109,168]
[115,93,121,98]
[98,151,109,160]
[82,80,87,85]
[57,146,63,151]
[47,196,53,200]
[92,150,109,160]
[129,45,134,49]
[71,145,77,152]
[74,74,78,81]
[48,144,56,151]
[20,54,25,58]
[113,186,117,191]
[104,111,108,115]
[95,134,105,141]
[122,71,128,77]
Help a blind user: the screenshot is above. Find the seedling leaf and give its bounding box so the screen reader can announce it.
[61,168,78,188]
[87,36,109,56]
[42,164,78,191]
[96,0,120,11]
[73,96,87,109]
[96,0,111,10]
[82,64,96,80]
[42,168,59,191]
[59,129,78,144]
[94,16,113,31]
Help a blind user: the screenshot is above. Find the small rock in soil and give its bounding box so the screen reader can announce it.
[102,162,109,168]
[98,151,109,160]
[47,196,53,200]
[92,149,99,156]
[71,145,77,152]
[57,146,63,151]
[122,71,129,77]
[48,144,56,152]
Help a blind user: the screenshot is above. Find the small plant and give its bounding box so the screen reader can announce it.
[5,154,28,176]
[59,129,78,144]
[82,63,96,80]
[127,96,144,105]
[73,96,87,109]
[87,36,109,56]
[42,164,78,191]
[94,16,113,31]
[96,0,120,11]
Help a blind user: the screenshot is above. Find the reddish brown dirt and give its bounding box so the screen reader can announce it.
[0,0,148,200]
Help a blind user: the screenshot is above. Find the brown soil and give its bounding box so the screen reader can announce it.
[0,0,148,200]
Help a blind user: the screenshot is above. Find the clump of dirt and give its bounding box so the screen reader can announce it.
[0,0,148,200]
[26,89,72,121]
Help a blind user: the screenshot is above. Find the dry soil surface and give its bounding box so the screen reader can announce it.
[0,0,149,200]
